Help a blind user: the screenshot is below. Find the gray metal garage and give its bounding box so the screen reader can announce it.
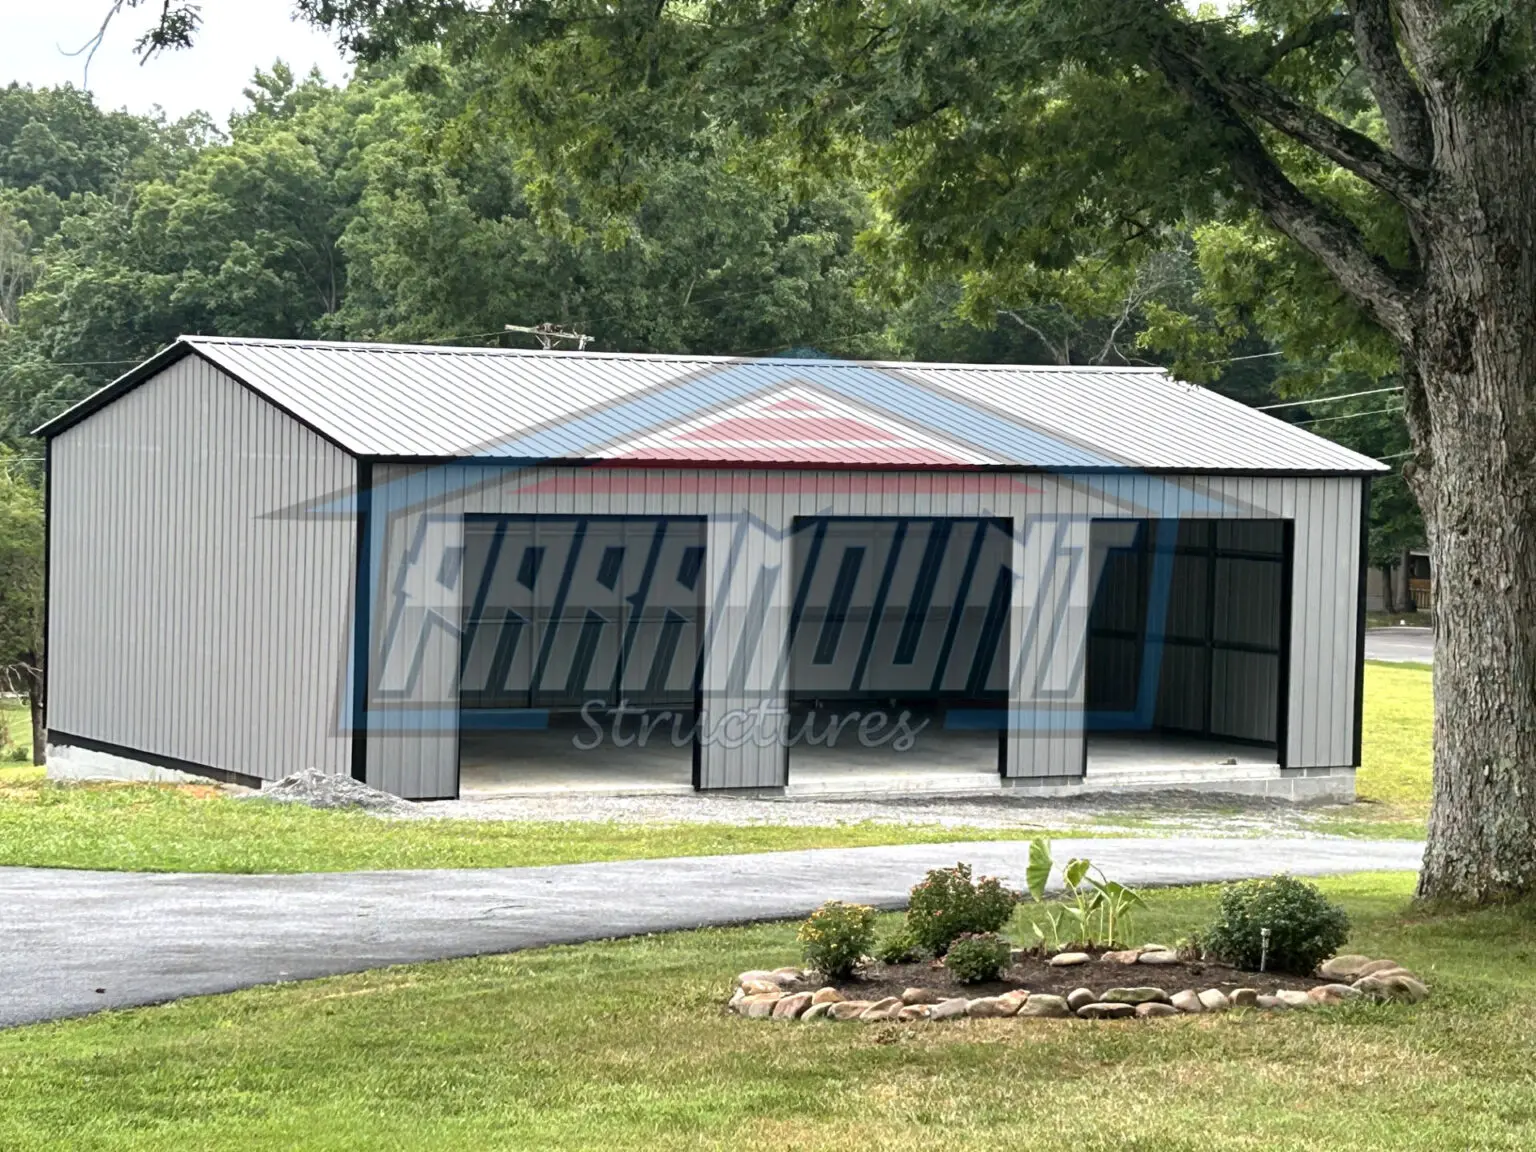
[36,336,1383,800]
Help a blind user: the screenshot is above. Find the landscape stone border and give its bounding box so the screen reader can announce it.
[727,949,1430,1023]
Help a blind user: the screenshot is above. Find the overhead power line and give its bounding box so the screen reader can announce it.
[31,357,141,368]
[1258,385,1401,411]
[0,357,143,383]
[1293,404,1404,426]
[416,330,514,346]
[1197,350,1284,366]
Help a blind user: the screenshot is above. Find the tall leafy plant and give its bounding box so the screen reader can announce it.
[1023,839,1145,950]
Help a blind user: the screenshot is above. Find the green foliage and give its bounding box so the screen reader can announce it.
[1199,874,1352,976]
[1369,470,1426,572]
[874,925,926,966]
[1024,838,1145,949]
[0,461,42,668]
[941,932,1012,984]
[281,0,1457,541]
[797,900,877,979]
[905,862,1018,956]
[0,82,182,198]
[0,460,42,763]
[0,63,893,446]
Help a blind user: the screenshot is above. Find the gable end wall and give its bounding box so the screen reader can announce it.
[47,355,357,781]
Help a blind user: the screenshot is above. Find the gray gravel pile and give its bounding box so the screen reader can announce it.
[423,787,1341,837]
[255,768,420,817]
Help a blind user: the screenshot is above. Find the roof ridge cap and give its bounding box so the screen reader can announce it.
[180,335,1171,374]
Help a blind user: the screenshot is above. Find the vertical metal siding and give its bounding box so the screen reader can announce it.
[357,466,1364,796]
[49,356,356,781]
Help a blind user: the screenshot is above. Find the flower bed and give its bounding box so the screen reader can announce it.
[727,948,1430,1022]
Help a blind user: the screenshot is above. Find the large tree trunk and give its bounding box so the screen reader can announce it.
[1411,82,1536,902]
[1417,421,1536,901]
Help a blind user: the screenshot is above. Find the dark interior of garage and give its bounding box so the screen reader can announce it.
[1085,518,1291,759]
[456,515,705,791]
[784,517,1013,785]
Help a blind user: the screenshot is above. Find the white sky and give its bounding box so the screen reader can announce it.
[1,0,351,125]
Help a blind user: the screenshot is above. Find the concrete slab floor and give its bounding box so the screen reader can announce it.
[1086,732,1276,772]
[459,727,694,797]
[456,714,1278,798]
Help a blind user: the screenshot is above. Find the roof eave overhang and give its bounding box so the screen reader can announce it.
[364,452,1388,477]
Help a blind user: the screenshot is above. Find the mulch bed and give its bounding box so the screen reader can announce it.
[785,947,1332,1001]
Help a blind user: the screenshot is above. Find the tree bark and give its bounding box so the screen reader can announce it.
[1408,80,1536,902]
[27,667,43,767]
[1417,419,1536,900]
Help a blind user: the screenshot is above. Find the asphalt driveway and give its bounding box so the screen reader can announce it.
[0,836,1423,1029]
[1365,626,1433,663]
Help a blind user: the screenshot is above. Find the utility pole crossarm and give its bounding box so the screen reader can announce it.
[504,323,593,351]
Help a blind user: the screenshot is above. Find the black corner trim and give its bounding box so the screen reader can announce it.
[351,458,375,783]
[1352,477,1371,768]
[1276,519,1296,769]
[48,730,263,790]
[41,440,51,745]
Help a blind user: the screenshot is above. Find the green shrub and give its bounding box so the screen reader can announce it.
[1199,874,1351,975]
[905,862,1018,956]
[797,900,878,978]
[874,925,926,965]
[943,932,1012,984]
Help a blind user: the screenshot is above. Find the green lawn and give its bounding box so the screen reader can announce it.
[0,661,1432,873]
[1,872,1527,1151]
[1347,661,1433,826]
[0,778,1072,872]
[0,699,31,770]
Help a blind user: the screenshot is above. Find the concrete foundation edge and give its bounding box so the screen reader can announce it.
[998,769,1355,802]
[46,742,212,786]
[744,768,1355,803]
[45,739,1356,805]
[45,741,273,790]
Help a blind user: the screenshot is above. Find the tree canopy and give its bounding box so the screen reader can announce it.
[0,52,1332,445]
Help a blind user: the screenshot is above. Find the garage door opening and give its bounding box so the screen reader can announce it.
[1085,518,1290,781]
[785,517,1012,793]
[456,515,705,795]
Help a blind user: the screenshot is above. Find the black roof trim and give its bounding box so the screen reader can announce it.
[364,454,1384,479]
[31,338,358,456]
[31,341,195,439]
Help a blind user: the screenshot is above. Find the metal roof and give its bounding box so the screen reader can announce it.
[35,335,1386,474]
